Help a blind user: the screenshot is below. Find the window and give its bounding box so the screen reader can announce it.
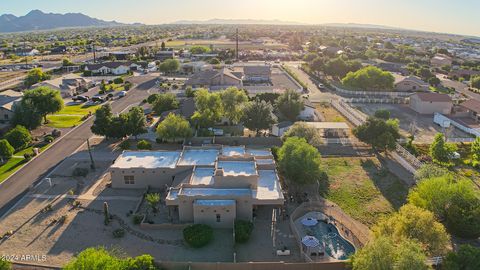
[216,214,221,223]
[124,175,135,185]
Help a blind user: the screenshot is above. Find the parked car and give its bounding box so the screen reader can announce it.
[318,83,325,89]
[208,128,224,136]
[91,96,106,103]
[118,91,127,98]
[72,95,89,102]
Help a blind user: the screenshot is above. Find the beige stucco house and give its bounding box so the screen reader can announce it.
[395,76,429,92]
[409,92,452,115]
[110,146,284,228]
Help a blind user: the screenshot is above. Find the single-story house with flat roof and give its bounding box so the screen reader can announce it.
[410,93,453,115]
[110,145,284,228]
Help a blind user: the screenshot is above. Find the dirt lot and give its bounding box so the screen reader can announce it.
[353,103,470,143]
[271,67,300,91]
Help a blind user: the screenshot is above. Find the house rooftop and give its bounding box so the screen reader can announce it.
[195,199,236,206]
[190,167,215,185]
[112,151,181,169]
[0,90,22,110]
[177,149,219,166]
[460,99,480,113]
[253,170,284,200]
[222,146,246,157]
[179,188,252,197]
[217,161,257,176]
[414,92,452,102]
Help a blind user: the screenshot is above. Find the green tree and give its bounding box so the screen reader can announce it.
[471,75,480,89]
[152,93,179,115]
[137,140,152,150]
[209,58,220,65]
[277,137,322,185]
[275,89,305,121]
[106,113,129,139]
[145,193,160,213]
[428,77,441,87]
[220,87,248,125]
[0,258,11,270]
[126,106,147,139]
[189,46,210,54]
[24,68,50,88]
[324,58,361,78]
[159,59,180,74]
[22,86,64,123]
[191,89,223,128]
[374,109,390,120]
[282,122,322,147]
[156,113,193,142]
[372,204,450,256]
[353,117,400,152]
[91,104,114,137]
[11,99,43,130]
[352,236,428,270]
[160,41,166,51]
[241,100,276,134]
[445,194,480,238]
[429,133,457,166]
[471,137,480,166]
[342,66,395,91]
[443,245,480,270]
[147,93,160,104]
[303,52,318,62]
[5,125,32,150]
[0,139,14,162]
[414,163,452,182]
[62,58,74,66]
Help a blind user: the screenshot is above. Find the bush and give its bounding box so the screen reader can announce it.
[183,224,213,248]
[137,140,152,150]
[0,258,11,270]
[119,140,131,150]
[113,77,124,84]
[72,167,89,177]
[374,109,390,120]
[132,214,144,225]
[0,139,14,160]
[235,220,254,243]
[5,125,32,150]
[112,228,125,238]
[44,135,54,143]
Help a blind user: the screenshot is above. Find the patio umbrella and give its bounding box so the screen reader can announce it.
[302,235,320,248]
[301,217,318,226]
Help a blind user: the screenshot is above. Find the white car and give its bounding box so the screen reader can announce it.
[118,91,127,98]
[318,83,325,89]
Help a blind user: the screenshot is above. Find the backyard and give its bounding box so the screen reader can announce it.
[46,104,100,128]
[321,157,409,227]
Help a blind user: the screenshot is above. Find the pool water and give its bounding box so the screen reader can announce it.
[307,221,355,260]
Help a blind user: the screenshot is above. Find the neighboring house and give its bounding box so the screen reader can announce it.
[108,51,132,61]
[319,46,344,57]
[15,49,39,56]
[376,61,408,75]
[459,99,480,122]
[395,76,430,92]
[51,46,67,54]
[180,61,211,75]
[185,68,243,90]
[243,65,272,83]
[110,146,284,228]
[34,74,92,98]
[449,69,480,79]
[0,90,22,122]
[84,62,142,75]
[298,99,316,121]
[431,54,453,67]
[409,92,453,115]
[271,121,293,137]
[155,50,175,61]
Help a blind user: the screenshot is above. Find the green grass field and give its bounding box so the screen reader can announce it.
[322,157,409,227]
[0,158,26,183]
[46,104,100,128]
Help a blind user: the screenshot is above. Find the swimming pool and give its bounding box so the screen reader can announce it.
[296,212,356,260]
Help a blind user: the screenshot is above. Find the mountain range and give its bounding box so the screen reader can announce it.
[172,18,306,25]
[0,10,123,33]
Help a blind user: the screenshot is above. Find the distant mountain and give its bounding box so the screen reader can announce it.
[172,18,306,25]
[321,23,404,30]
[0,10,125,33]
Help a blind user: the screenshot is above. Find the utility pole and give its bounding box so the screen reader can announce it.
[236,28,239,62]
[87,138,95,170]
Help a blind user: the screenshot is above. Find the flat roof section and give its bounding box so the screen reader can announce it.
[222,146,245,156]
[180,188,252,197]
[112,151,181,169]
[246,149,272,157]
[195,199,236,206]
[253,170,284,200]
[217,161,257,176]
[255,159,275,165]
[178,149,219,166]
[191,167,215,185]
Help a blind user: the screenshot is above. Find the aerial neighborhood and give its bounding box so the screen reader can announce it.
[0,3,479,270]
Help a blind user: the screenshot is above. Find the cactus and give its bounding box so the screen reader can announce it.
[103,202,110,225]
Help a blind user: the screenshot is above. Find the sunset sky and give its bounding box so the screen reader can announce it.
[3,0,480,36]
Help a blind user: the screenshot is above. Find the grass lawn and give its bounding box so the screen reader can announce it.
[46,104,100,128]
[0,158,26,183]
[322,157,409,227]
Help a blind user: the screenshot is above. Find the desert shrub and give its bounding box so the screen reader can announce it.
[119,140,131,150]
[132,214,144,225]
[235,220,254,243]
[137,140,152,150]
[113,77,124,84]
[72,167,89,177]
[112,228,125,238]
[183,224,213,248]
[44,135,54,143]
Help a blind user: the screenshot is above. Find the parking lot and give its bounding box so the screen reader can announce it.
[354,103,471,143]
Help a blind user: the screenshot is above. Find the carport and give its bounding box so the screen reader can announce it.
[304,122,350,138]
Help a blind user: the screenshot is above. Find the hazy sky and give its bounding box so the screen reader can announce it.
[3,0,480,36]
